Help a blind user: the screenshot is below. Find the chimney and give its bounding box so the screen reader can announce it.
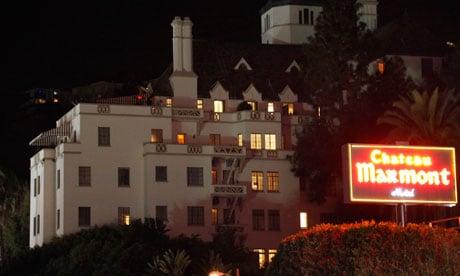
[171,16,183,71]
[182,17,193,72]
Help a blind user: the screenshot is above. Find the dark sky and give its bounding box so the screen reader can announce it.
[4,0,460,93]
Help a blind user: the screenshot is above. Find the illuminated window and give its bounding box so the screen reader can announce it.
[247,101,258,111]
[211,170,218,185]
[151,129,163,143]
[118,207,130,225]
[177,133,186,144]
[267,102,274,113]
[283,103,294,115]
[254,249,266,268]
[196,99,203,109]
[251,171,264,191]
[267,172,279,192]
[252,210,265,231]
[268,210,280,231]
[165,98,172,107]
[250,133,262,149]
[268,249,277,263]
[212,208,218,225]
[377,61,385,74]
[209,134,221,145]
[213,100,224,113]
[237,133,243,147]
[264,134,276,150]
[300,212,308,229]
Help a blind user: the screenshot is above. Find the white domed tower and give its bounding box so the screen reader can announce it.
[260,0,378,45]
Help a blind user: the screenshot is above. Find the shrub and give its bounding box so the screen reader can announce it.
[266,221,460,276]
[237,101,253,111]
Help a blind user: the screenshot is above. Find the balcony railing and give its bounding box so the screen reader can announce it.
[172,108,203,119]
[216,224,244,232]
[144,143,246,156]
[211,184,247,197]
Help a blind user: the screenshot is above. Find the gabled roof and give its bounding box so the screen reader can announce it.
[152,40,311,101]
[260,0,323,15]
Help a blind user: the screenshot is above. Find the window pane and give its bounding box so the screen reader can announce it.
[251,171,264,191]
[214,100,224,113]
[211,208,218,225]
[78,207,91,226]
[247,101,257,111]
[300,212,308,229]
[155,166,167,182]
[209,134,221,145]
[187,167,204,186]
[57,209,60,230]
[264,134,276,150]
[98,127,110,146]
[268,210,280,231]
[118,168,130,187]
[237,134,243,147]
[250,134,262,149]
[267,102,274,113]
[254,249,266,268]
[118,207,130,225]
[268,249,277,263]
[187,206,204,225]
[37,215,40,234]
[177,133,186,144]
[166,98,172,107]
[57,169,60,189]
[37,176,40,195]
[156,206,168,222]
[196,99,203,109]
[151,129,163,143]
[267,172,279,192]
[252,209,265,231]
[78,167,91,186]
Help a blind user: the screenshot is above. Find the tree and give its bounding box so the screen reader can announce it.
[3,190,29,259]
[377,88,460,147]
[304,0,375,108]
[146,249,191,276]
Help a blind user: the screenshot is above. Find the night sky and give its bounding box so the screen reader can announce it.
[3,0,460,93]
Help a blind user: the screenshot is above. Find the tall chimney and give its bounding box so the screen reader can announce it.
[171,16,183,71]
[182,17,193,72]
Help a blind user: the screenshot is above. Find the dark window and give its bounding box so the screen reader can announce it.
[310,11,314,24]
[78,207,91,226]
[303,9,309,25]
[57,169,60,189]
[187,206,204,226]
[156,206,168,222]
[209,134,221,145]
[118,207,130,225]
[118,168,130,187]
[78,167,91,186]
[298,10,302,24]
[223,170,235,185]
[37,176,40,195]
[253,209,265,231]
[223,209,235,224]
[187,167,203,186]
[33,217,36,236]
[33,178,37,197]
[37,215,40,234]
[421,58,434,78]
[57,209,60,229]
[155,166,167,182]
[268,210,280,231]
[98,127,110,146]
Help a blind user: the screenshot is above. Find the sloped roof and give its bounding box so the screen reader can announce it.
[152,40,310,101]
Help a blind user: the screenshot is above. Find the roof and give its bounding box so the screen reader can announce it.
[260,0,323,15]
[151,40,311,101]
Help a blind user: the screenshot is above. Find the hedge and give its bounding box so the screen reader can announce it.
[266,221,460,276]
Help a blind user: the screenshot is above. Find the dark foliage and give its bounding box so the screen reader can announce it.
[236,101,253,111]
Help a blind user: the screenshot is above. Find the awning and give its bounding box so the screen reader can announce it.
[29,123,71,147]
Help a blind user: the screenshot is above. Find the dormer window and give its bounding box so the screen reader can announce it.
[283,103,294,115]
[196,99,203,109]
[247,101,258,111]
[213,100,224,113]
[166,98,172,107]
[267,102,275,113]
[234,58,252,71]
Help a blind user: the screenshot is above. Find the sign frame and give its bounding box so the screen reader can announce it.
[342,143,457,206]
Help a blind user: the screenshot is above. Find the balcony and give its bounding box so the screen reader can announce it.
[144,143,246,156]
[204,110,281,123]
[210,184,247,197]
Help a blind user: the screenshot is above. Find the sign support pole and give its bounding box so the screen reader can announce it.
[398,204,407,227]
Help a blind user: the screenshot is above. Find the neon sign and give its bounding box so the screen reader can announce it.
[342,144,457,205]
